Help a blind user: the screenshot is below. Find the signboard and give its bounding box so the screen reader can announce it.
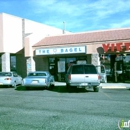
[58,61,65,72]
[102,42,130,52]
[35,46,86,55]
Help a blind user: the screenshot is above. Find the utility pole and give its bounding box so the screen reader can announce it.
[63,21,66,34]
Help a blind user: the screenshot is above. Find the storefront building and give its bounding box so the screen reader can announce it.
[0,13,130,83]
[32,29,130,82]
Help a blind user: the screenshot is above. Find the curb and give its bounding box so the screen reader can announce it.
[101,86,127,89]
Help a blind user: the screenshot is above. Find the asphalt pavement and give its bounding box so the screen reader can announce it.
[54,82,130,89]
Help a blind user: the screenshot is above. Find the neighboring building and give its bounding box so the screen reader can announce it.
[0,13,70,78]
[0,13,130,82]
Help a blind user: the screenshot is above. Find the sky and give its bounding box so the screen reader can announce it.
[0,0,130,33]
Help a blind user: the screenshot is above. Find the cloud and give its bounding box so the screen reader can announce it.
[110,19,130,28]
[1,0,130,32]
[29,0,85,17]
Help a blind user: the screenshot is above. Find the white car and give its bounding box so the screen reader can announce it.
[0,72,22,88]
[22,71,55,90]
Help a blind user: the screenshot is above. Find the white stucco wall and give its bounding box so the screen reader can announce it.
[0,13,71,54]
[24,19,71,57]
[2,13,23,53]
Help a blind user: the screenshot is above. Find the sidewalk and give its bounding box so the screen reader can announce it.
[54,82,130,89]
[100,83,130,89]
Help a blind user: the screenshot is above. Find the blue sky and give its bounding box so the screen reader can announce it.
[0,0,130,32]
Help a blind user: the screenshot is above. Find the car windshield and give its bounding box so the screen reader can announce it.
[28,72,47,76]
[72,65,84,74]
[71,65,97,74]
[0,72,12,76]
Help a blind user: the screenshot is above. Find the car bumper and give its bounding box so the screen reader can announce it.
[0,82,12,86]
[22,83,50,87]
[68,82,100,88]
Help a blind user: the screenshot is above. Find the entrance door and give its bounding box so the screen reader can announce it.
[96,65,107,83]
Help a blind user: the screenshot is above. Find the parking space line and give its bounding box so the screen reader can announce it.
[100,90,112,99]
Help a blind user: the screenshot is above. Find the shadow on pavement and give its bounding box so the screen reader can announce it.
[0,85,11,88]
[49,86,93,93]
[15,86,44,91]
[15,86,94,93]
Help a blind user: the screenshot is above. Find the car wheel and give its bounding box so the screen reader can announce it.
[25,87,30,90]
[66,84,71,92]
[50,80,55,89]
[93,86,99,92]
[50,83,55,90]
[12,82,17,89]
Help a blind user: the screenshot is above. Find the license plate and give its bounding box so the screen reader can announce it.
[81,83,88,86]
[32,81,38,84]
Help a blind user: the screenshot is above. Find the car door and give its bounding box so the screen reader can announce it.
[96,65,107,83]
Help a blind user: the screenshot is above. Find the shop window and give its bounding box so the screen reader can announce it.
[10,56,16,71]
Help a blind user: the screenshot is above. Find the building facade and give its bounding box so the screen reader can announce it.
[0,13,130,82]
[32,29,130,82]
[0,13,71,78]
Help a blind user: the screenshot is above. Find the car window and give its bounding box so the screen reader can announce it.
[13,73,18,77]
[0,72,12,76]
[84,65,97,74]
[72,65,84,74]
[28,73,46,76]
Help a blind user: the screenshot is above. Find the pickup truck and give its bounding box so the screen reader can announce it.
[65,64,101,92]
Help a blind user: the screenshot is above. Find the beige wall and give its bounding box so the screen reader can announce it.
[87,43,103,54]
[35,57,49,71]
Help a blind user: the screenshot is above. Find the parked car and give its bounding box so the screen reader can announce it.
[22,71,55,89]
[65,64,100,92]
[96,65,107,83]
[0,72,22,88]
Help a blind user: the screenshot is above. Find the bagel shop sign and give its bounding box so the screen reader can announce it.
[102,42,130,53]
[35,46,86,55]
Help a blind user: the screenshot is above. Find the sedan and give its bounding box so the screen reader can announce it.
[0,72,22,88]
[22,71,55,89]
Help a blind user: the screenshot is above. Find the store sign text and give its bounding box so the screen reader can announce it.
[102,42,130,52]
[35,46,86,55]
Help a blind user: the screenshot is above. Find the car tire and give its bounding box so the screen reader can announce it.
[25,87,30,90]
[50,84,54,90]
[12,82,17,89]
[66,84,71,92]
[93,87,99,92]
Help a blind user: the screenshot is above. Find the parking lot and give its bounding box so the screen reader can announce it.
[0,85,130,130]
